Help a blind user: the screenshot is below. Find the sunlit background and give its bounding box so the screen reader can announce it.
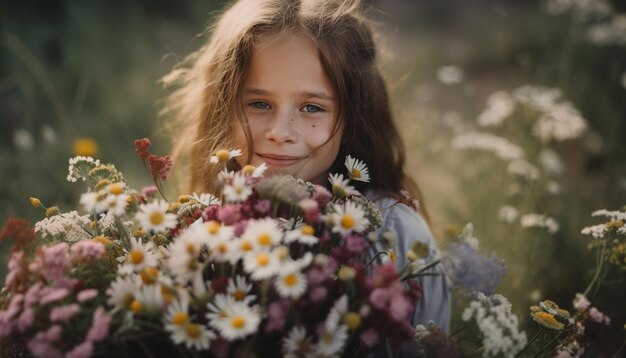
[2,0,625,353]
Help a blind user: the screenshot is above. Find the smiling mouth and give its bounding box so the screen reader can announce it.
[256,153,304,168]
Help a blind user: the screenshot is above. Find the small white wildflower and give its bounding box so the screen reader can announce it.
[209,149,242,164]
[344,155,370,183]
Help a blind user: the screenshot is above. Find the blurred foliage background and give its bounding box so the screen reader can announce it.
[1,0,625,353]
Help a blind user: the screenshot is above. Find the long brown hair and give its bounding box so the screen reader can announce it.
[161,0,429,220]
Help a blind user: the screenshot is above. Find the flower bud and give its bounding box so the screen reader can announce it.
[45,206,60,218]
[29,197,42,208]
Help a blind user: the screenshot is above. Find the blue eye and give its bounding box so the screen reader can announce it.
[302,104,323,113]
[251,101,270,110]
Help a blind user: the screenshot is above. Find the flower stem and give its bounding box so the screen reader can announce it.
[583,241,606,297]
[532,331,562,358]
[515,327,543,358]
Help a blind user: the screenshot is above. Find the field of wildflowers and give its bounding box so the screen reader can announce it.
[1,0,625,356]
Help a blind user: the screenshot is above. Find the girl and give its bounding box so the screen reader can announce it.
[162,0,449,338]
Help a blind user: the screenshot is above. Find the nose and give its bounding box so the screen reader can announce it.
[265,109,296,144]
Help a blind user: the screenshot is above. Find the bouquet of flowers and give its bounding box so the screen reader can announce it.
[0,138,431,358]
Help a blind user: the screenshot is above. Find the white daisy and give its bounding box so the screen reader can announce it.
[325,295,348,330]
[210,149,242,164]
[328,173,359,198]
[274,270,307,299]
[104,193,129,216]
[206,293,237,323]
[187,192,220,206]
[208,299,261,341]
[242,162,268,178]
[169,322,216,350]
[243,250,281,281]
[279,252,313,275]
[119,237,159,274]
[282,326,312,357]
[223,174,252,203]
[201,220,235,243]
[79,191,108,214]
[135,200,177,233]
[130,283,164,315]
[344,155,370,182]
[285,224,318,246]
[230,236,255,263]
[241,218,283,250]
[105,182,127,195]
[106,275,141,311]
[227,275,256,304]
[315,324,348,356]
[167,229,205,282]
[217,169,237,182]
[328,201,368,236]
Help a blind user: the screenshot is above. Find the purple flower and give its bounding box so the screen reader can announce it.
[361,328,380,347]
[254,199,271,215]
[442,242,506,296]
[265,300,288,332]
[589,307,610,325]
[344,235,368,254]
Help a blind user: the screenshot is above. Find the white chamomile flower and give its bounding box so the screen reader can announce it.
[210,149,242,164]
[106,275,141,311]
[328,173,358,197]
[188,192,220,206]
[227,275,256,304]
[285,224,318,246]
[119,237,159,274]
[104,193,129,216]
[201,220,235,243]
[129,283,163,315]
[241,218,283,250]
[167,229,206,282]
[282,326,312,357]
[279,252,313,274]
[274,270,307,299]
[328,201,368,236]
[135,200,177,233]
[344,155,370,182]
[315,324,348,356]
[242,162,268,178]
[243,250,281,281]
[170,322,216,350]
[325,295,348,330]
[223,174,252,203]
[207,299,261,341]
[79,191,108,214]
[218,169,237,182]
[105,182,127,195]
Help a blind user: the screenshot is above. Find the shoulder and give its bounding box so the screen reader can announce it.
[367,193,439,262]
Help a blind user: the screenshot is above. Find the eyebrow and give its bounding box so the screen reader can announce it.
[243,88,335,101]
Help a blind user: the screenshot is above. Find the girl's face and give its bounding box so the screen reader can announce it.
[233,32,342,185]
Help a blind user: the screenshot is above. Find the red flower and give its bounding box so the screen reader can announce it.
[0,217,35,245]
[134,138,151,159]
[148,154,173,181]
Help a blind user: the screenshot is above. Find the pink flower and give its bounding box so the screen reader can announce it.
[24,283,43,307]
[66,341,94,358]
[45,325,63,342]
[254,199,271,214]
[265,300,288,332]
[299,198,319,223]
[5,251,25,289]
[134,138,151,159]
[86,307,111,342]
[148,154,173,181]
[312,185,332,208]
[5,294,24,320]
[344,235,368,253]
[50,303,80,322]
[588,307,610,325]
[77,289,99,302]
[573,293,590,311]
[141,185,158,198]
[360,329,380,347]
[30,243,71,281]
[40,287,69,305]
[217,204,242,225]
[17,307,34,331]
[71,240,105,262]
[27,334,62,358]
[309,286,327,302]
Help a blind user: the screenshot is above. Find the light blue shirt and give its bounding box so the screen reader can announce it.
[370,195,451,333]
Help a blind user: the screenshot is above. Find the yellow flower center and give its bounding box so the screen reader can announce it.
[242,165,256,175]
[341,214,355,229]
[276,247,289,261]
[73,137,99,157]
[140,267,158,284]
[351,168,362,178]
[129,249,144,264]
[186,324,200,338]
[256,253,270,266]
[219,311,228,319]
[301,225,314,236]
[108,183,124,195]
[258,233,272,246]
[215,150,230,162]
[122,293,134,308]
[172,312,188,325]
[231,316,245,329]
[186,243,197,255]
[283,273,298,287]
[235,186,244,194]
[130,300,142,314]
[92,235,112,245]
[389,250,397,263]
[241,241,253,252]
[321,332,333,344]
[218,243,228,254]
[343,312,361,330]
[150,212,164,225]
[233,290,246,301]
[207,221,220,235]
